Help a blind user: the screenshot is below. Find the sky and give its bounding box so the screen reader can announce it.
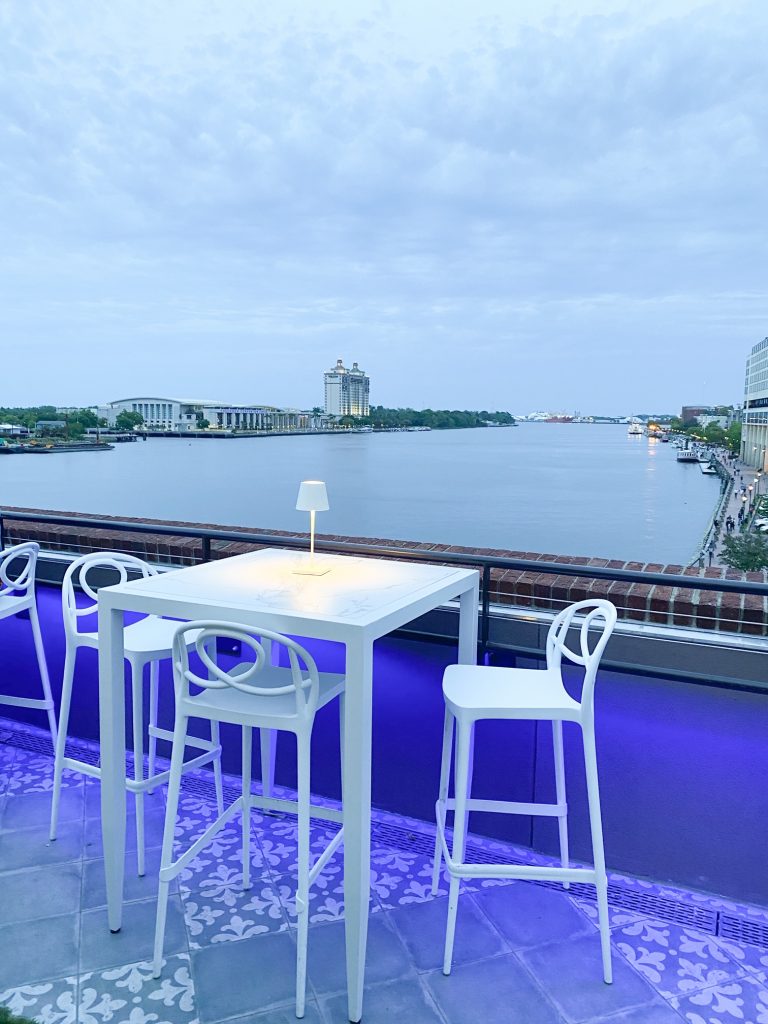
[1,0,766,415]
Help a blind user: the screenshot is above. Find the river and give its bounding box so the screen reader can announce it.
[0,424,720,564]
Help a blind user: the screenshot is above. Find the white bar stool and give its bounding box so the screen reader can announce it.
[433,599,617,981]
[0,542,57,743]
[153,621,346,1020]
[49,553,224,875]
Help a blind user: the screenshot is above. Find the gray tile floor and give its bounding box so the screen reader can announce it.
[1,724,767,1024]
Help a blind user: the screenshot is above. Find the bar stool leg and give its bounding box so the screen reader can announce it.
[211,720,224,814]
[552,720,570,889]
[29,600,57,747]
[443,717,472,975]
[432,709,454,895]
[260,728,277,798]
[147,660,159,793]
[153,712,189,978]
[242,726,252,890]
[338,692,345,797]
[583,721,612,984]
[50,648,76,841]
[295,734,311,1019]
[130,656,147,877]
[203,638,225,814]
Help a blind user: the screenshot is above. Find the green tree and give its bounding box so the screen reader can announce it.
[703,422,726,444]
[196,417,210,429]
[726,421,742,454]
[720,531,768,571]
[115,410,144,431]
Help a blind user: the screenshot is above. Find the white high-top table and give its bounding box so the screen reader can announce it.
[98,547,479,1022]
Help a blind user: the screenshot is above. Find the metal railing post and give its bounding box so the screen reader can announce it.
[480,564,491,661]
[201,536,211,563]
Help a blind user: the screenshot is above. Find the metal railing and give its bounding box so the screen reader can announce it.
[2,506,767,652]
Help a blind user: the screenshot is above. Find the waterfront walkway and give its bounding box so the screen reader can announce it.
[707,455,759,568]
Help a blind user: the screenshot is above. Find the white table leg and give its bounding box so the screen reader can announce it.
[343,636,373,1023]
[99,599,127,932]
[458,579,480,665]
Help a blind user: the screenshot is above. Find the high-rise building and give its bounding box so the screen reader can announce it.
[324,358,370,417]
[742,338,768,469]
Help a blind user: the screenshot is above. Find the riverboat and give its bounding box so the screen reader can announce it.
[627,422,643,435]
[676,449,699,463]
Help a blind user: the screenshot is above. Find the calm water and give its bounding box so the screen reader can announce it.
[0,425,720,563]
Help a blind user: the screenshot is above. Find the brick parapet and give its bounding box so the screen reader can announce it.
[2,506,766,638]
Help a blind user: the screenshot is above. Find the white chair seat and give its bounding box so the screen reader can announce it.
[443,663,581,721]
[0,592,29,618]
[80,617,201,657]
[188,666,345,724]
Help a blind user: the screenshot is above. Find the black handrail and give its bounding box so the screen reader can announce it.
[2,507,767,596]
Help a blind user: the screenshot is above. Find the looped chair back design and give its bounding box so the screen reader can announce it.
[546,599,617,709]
[172,621,322,722]
[0,541,39,596]
[62,553,158,638]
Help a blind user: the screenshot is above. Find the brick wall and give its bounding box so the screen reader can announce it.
[3,506,766,637]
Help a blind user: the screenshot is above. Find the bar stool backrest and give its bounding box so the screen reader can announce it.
[172,621,322,723]
[62,552,158,640]
[545,599,617,711]
[0,542,39,600]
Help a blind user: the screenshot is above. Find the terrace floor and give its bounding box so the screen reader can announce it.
[1,718,767,1024]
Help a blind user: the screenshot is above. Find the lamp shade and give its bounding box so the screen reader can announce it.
[296,480,329,512]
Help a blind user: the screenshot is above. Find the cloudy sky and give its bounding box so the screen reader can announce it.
[1,0,766,414]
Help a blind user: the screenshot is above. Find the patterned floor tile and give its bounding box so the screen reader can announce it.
[714,937,768,981]
[614,919,745,1000]
[184,878,290,947]
[574,895,652,931]
[78,954,197,1024]
[0,975,79,1023]
[274,868,381,928]
[3,750,82,796]
[672,973,768,1023]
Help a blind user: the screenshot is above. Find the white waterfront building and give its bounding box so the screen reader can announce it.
[98,397,325,433]
[324,359,370,417]
[741,337,768,469]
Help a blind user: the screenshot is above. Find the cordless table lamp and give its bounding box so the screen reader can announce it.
[295,480,330,575]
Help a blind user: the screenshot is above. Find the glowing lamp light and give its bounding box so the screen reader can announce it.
[294,481,330,575]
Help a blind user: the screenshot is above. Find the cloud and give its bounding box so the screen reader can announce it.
[0,0,766,411]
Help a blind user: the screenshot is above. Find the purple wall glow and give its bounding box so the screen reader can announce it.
[1,585,768,903]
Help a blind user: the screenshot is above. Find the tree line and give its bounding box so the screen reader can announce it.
[668,417,741,452]
[0,405,103,437]
[344,407,515,430]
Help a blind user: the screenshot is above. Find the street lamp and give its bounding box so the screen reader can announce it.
[748,484,754,509]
